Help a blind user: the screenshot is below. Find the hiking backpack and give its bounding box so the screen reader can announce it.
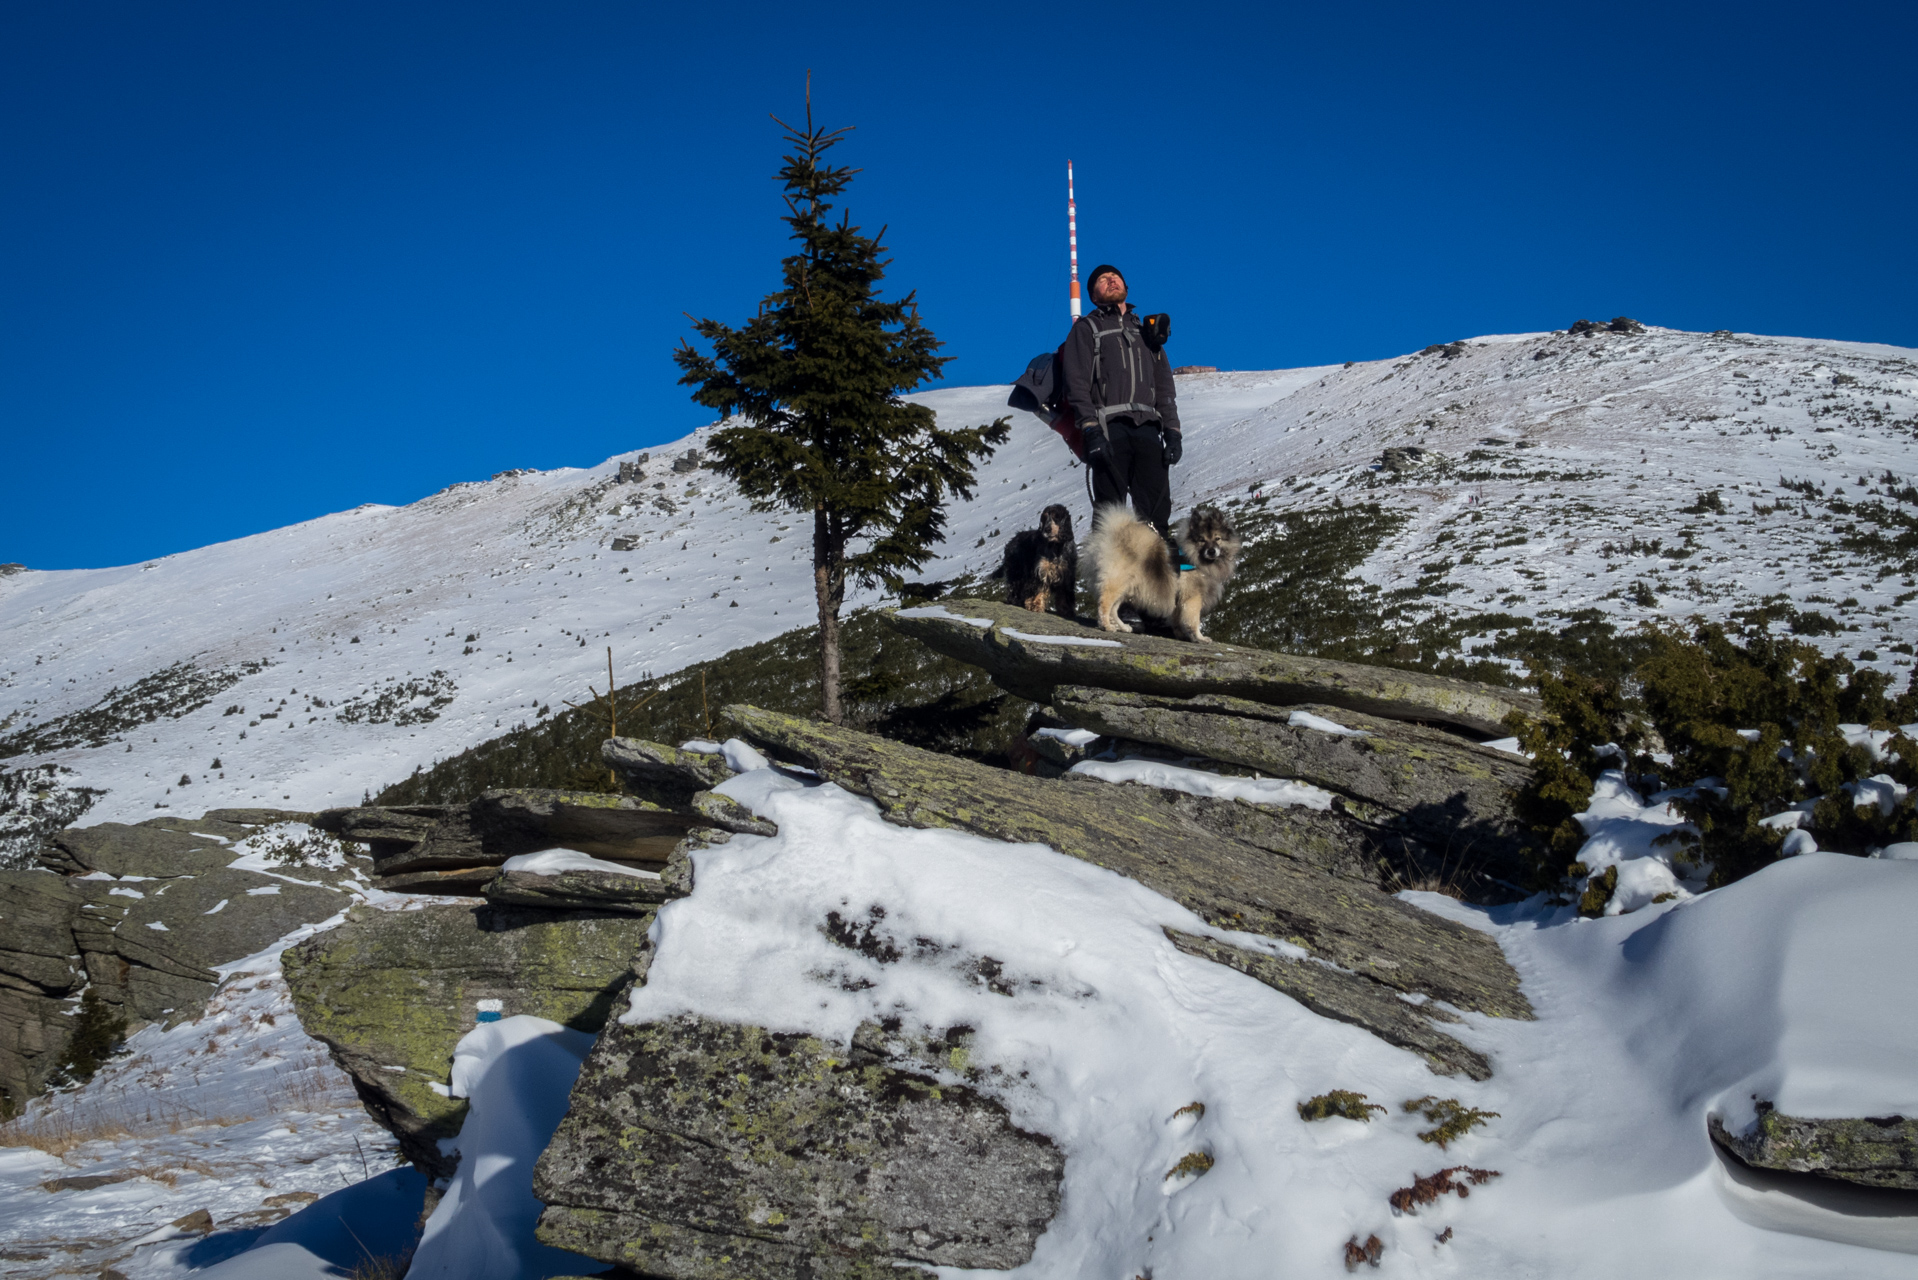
[1007,312,1171,462]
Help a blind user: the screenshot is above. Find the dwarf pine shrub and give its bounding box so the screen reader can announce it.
[1298,1090,1387,1123]
[1404,1095,1500,1149]
[1641,622,1918,883]
[51,990,126,1088]
[1509,617,1918,890]
[1504,664,1641,887]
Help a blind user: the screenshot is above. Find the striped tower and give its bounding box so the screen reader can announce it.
[1068,161,1081,321]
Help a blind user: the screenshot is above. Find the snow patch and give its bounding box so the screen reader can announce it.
[1001,628,1123,648]
[1070,757,1337,810]
[409,1016,599,1280]
[500,848,662,880]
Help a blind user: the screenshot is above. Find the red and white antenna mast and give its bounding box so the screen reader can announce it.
[1067,161,1081,321]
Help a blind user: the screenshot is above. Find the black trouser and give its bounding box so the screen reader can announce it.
[1090,417,1171,534]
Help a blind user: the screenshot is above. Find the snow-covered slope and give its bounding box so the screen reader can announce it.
[3,323,1914,823]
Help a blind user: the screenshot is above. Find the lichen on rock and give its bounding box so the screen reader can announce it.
[533,1013,1065,1279]
[281,901,655,1176]
[1710,1102,1918,1190]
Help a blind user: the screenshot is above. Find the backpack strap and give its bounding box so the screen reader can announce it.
[1081,311,1161,428]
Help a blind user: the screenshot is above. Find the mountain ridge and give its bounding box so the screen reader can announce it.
[3,321,1914,830]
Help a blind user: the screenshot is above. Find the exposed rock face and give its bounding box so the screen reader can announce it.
[314,788,717,892]
[0,810,363,1106]
[282,901,659,1176]
[1711,1104,1918,1190]
[534,1013,1066,1279]
[887,598,1538,736]
[723,704,1527,1079]
[0,871,86,1106]
[1052,687,1532,888]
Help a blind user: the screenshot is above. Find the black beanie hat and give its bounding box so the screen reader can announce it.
[1087,264,1125,293]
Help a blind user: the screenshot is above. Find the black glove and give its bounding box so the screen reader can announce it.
[1162,428,1183,466]
[1082,423,1108,467]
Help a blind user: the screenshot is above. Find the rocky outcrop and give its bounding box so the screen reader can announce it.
[534,1013,1066,1279]
[285,768,743,1173]
[1051,687,1532,887]
[282,900,660,1176]
[886,598,1538,736]
[0,871,86,1107]
[0,810,365,1107]
[722,704,1528,1079]
[1711,1104,1918,1190]
[313,788,726,892]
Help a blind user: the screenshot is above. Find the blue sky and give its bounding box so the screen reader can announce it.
[3,1,1913,570]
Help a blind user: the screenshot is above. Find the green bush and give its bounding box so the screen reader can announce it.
[1297,1090,1386,1123]
[1641,623,1918,884]
[1504,665,1641,887]
[1403,1095,1500,1149]
[1508,617,1918,891]
[51,990,127,1087]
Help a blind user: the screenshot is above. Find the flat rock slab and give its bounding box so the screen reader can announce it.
[1054,687,1533,886]
[44,821,241,877]
[482,867,678,914]
[282,901,654,1176]
[1712,1105,1918,1191]
[534,1013,1065,1280]
[471,788,700,862]
[337,788,764,885]
[887,599,1539,737]
[724,704,1527,1076]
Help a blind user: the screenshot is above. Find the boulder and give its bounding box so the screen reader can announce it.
[311,805,450,856]
[282,901,657,1176]
[469,788,702,863]
[723,704,1528,1078]
[1051,687,1532,889]
[1711,1104,1918,1191]
[534,1013,1066,1279]
[602,738,737,805]
[885,599,1538,736]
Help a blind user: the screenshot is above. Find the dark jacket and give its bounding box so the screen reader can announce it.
[1060,304,1181,436]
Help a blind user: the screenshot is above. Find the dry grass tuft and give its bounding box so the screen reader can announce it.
[349,1252,414,1280]
[0,1056,355,1156]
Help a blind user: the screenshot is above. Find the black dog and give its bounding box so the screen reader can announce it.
[1003,504,1078,617]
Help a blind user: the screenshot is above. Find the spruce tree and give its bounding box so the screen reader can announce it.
[674,95,1007,724]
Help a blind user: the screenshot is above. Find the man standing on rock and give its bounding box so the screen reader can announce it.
[1061,264,1184,543]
